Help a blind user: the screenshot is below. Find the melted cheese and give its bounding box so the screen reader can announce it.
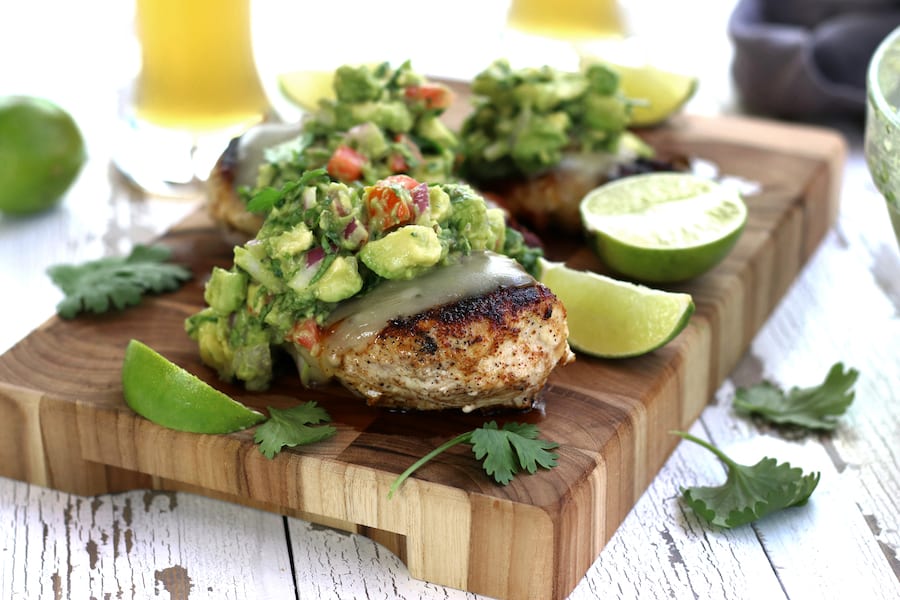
[320,251,535,367]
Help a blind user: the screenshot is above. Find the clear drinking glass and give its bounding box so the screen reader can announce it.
[113,0,272,197]
[864,24,900,248]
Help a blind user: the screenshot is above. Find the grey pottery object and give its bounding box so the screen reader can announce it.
[729,0,900,119]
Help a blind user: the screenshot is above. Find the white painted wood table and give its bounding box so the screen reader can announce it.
[2,1,899,598]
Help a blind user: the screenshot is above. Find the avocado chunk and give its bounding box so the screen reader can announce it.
[186,304,274,391]
[359,225,442,279]
[513,74,586,111]
[233,342,273,391]
[416,114,458,151]
[333,64,383,102]
[583,95,630,141]
[350,122,389,158]
[314,255,363,303]
[342,101,413,132]
[509,111,570,173]
[234,245,284,292]
[266,223,314,259]
[447,191,503,252]
[204,267,248,314]
[187,308,235,381]
[426,186,451,223]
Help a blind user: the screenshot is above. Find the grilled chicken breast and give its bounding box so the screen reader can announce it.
[306,252,574,412]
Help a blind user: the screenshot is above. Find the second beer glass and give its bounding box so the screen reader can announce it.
[114,0,272,196]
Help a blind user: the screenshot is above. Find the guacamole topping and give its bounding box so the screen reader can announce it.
[245,61,459,202]
[186,171,542,391]
[458,59,635,182]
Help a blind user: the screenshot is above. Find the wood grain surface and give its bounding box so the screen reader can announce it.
[0,113,845,600]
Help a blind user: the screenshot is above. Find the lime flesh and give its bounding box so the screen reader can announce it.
[579,55,697,126]
[277,69,336,112]
[122,339,265,434]
[580,172,747,283]
[618,64,697,127]
[539,260,694,358]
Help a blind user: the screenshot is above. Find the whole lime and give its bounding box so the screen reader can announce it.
[0,96,87,215]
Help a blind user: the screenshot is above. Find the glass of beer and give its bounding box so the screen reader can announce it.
[503,0,626,70]
[507,0,624,40]
[114,0,272,197]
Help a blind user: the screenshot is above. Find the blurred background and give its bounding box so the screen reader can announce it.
[1,1,742,136]
[6,0,892,166]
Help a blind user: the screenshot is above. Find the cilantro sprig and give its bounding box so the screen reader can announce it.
[734,362,858,430]
[248,404,562,500]
[673,431,820,528]
[388,421,559,498]
[48,244,191,318]
[244,167,328,213]
[254,402,336,459]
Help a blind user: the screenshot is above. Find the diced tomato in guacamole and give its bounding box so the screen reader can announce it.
[404,83,453,110]
[364,175,420,233]
[327,145,366,181]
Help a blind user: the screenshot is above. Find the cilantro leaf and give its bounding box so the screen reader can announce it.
[245,186,283,213]
[47,244,191,319]
[471,421,559,485]
[673,431,821,528]
[734,363,858,430]
[388,421,559,498]
[245,168,329,212]
[254,402,336,459]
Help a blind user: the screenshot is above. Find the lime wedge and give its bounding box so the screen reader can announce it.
[580,172,747,283]
[581,55,697,126]
[539,259,694,358]
[122,339,265,434]
[619,64,697,127]
[277,69,336,111]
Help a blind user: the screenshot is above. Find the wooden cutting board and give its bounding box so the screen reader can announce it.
[0,113,845,600]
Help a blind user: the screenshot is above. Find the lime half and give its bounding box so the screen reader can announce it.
[539,260,694,358]
[122,339,265,434]
[580,172,747,283]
